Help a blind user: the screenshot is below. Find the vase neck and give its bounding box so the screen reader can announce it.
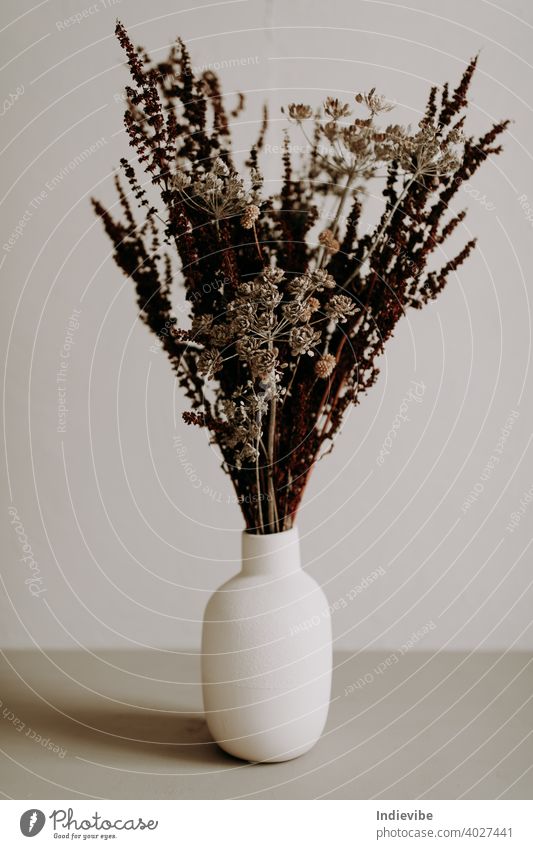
[241,527,301,576]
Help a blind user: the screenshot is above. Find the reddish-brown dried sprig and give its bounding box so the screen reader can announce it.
[94,27,508,532]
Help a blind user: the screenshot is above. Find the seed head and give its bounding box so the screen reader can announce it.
[319,229,340,254]
[314,353,336,378]
[241,204,260,229]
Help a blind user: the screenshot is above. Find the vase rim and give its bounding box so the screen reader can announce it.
[241,526,300,574]
[243,526,297,539]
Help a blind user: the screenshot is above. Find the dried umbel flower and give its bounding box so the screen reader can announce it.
[312,269,337,291]
[282,300,308,323]
[248,347,279,380]
[355,88,394,116]
[231,312,252,335]
[324,97,351,120]
[212,156,229,176]
[287,103,313,121]
[395,120,464,177]
[235,336,260,360]
[176,158,261,224]
[241,204,260,229]
[324,294,358,323]
[287,269,336,299]
[289,325,321,356]
[319,229,340,254]
[171,170,191,190]
[263,267,285,285]
[95,26,508,533]
[300,296,320,322]
[314,353,337,378]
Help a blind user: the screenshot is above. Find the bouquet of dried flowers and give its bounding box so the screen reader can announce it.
[93,22,508,534]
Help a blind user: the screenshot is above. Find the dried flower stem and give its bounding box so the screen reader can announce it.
[318,168,357,269]
[255,438,265,534]
[252,222,263,261]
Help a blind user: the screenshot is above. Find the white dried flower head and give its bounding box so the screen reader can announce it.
[258,283,282,308]
[289,325,321,356]
[212,157,230,176]
[286,273,314,298]
[314,353,336,378]
[185,166,253,222]
[262,267,285,285]
[241,204,260,229]
[325,294,358,322]
[311,269,337,291]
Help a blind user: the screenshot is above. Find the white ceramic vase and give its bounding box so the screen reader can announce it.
[201,527,332,762]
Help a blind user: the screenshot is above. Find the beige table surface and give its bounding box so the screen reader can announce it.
[0,650,531,800]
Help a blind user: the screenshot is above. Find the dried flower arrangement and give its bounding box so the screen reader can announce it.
[93,22,508,534]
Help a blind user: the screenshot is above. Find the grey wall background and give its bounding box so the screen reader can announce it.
[1,0,532,653]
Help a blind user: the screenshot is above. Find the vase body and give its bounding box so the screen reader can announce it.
[201,527,332,762]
